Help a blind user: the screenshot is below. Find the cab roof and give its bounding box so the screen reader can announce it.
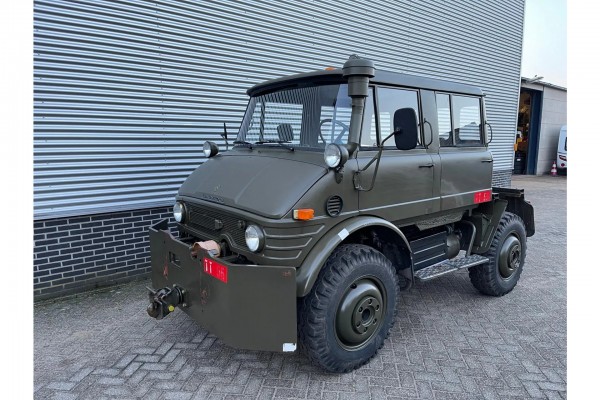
[248,68,483,97]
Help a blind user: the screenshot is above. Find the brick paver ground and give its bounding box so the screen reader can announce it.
[34,175,567,400]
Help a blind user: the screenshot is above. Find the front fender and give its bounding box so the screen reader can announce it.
[295,216,411,297]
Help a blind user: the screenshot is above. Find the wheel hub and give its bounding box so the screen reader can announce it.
[499,235,521,279]
[336,278,385,349]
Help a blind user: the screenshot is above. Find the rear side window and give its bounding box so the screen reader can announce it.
[452,95,483,146]
[436,93,483,147]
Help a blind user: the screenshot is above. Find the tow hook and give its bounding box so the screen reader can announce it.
[147,285,185,320]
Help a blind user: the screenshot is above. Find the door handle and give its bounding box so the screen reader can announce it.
[419,163,434,168]
[481,159,493,163]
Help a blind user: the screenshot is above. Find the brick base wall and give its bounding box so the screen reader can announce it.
[34,206,176,301]
[493,169,512,188]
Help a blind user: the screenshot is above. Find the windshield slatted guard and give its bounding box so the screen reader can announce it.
[237,84,354,149]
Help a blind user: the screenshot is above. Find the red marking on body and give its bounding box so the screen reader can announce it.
[474,190,492,204]
[203,259,228,283]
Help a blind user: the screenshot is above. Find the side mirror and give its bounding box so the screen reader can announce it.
[393,108,418,150]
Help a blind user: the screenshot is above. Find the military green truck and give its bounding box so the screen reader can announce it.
[146,55,534,373]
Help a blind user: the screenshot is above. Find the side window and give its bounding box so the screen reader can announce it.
[436,94,452,147]
[359,88,377,147]
[452,95,483,146]
[377,87,421,147]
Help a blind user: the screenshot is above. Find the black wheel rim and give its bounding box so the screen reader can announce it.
[498,234,521,279]
[335,277,386,350]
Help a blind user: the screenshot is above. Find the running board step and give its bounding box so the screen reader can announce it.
[414,254,489,281]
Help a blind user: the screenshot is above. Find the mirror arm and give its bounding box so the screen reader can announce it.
[353,131,396,192]
[353,150,383,192]
[356,131,395,173]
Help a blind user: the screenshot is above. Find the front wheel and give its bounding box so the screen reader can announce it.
[298,244,399,373]
[469,212,527,296]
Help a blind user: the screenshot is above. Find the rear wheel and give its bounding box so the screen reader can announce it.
[298,244,399,373]
[469,212,527,296]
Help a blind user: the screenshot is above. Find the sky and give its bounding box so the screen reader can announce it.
[521,0,567,87]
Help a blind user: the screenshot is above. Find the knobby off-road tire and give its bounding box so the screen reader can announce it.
[298,244,399,373]
[469,212,527,296]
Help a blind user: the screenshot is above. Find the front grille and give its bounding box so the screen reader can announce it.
[186,204,247,249]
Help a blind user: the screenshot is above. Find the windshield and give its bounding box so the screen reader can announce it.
[236,84,353,149]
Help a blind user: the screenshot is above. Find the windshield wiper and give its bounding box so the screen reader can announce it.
[233,140,254,149]
[254,140,295,152]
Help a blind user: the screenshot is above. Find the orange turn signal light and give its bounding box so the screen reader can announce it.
[324,66,336,70]
[293,209,314,220]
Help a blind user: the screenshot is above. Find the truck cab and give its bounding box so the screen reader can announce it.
[147,56,535,373]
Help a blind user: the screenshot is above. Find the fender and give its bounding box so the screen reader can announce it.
[468,188,536,254]
[295,216,412,297]
[492,187,535,236]
[468,199,508,254]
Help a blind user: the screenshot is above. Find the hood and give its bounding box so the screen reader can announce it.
[178,153,328,219]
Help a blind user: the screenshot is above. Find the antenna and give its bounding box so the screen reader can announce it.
[221,122,229,151]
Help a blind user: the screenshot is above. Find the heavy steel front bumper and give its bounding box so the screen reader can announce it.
[148,219,297,352]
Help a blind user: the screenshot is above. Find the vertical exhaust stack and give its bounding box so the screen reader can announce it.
[342,55,375,155]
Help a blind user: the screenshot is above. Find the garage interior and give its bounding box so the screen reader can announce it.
[514,88,542,175]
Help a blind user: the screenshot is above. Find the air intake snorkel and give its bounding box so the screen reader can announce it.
[342,55,375,156]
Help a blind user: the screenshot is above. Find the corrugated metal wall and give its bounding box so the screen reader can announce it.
[34,0,525,219]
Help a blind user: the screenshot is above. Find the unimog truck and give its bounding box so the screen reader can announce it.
[146,55,535,372]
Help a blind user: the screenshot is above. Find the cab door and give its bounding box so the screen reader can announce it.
[435,93,493,210]
[357,87,437,223]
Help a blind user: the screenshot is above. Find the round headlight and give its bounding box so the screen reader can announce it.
[203,141,219,158]
[245,225,264,252]
[324,143,342,168]
[173,201,185,223]
[324,143,348,169]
